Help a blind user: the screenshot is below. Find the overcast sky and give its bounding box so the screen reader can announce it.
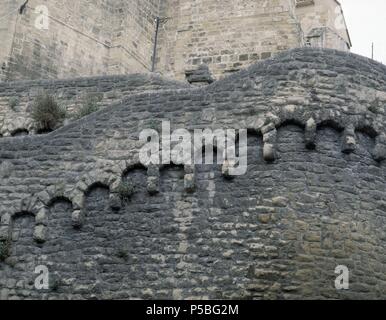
[340,0,386,64]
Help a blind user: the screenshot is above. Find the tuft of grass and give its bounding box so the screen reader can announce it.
[74,96,100,120]
[116,181,134,202]
[31,93,66,132]
[8,97,19,111]
[0,239,11,262]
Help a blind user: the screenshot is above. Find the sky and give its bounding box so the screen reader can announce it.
[340,0,386,64]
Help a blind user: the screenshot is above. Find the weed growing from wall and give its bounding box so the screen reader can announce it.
[32,93,66,132]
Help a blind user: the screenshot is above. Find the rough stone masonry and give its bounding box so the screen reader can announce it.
[0,0,351,81]
[1,48,386,299]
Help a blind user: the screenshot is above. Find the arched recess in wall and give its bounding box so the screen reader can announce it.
[355,125,378,162]
[314,119,345,154]
[9,211,38,258]
[84,182,111,218]
[317,119,344,133]
[36,128,54,135]
[85,182,110,199]
[47,197,74,240]
[11,128,29,137]
[276,120,307,158]
[121,164,148,198]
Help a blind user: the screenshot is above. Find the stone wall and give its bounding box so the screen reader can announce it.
[1,49,386,299]
[109,0,161,74]
[0,73,187,136]
[0,0,161,81]
[1,0,351,82]
[3,0,116,81]
[296,0,351,51]
[156,0,302,80]
[0,0,19,82]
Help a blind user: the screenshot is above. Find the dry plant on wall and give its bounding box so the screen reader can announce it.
[31,93,67,133]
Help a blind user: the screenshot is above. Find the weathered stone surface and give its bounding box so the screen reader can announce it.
[305,117,317,149]
[35,208,48,226]
[33,225,46,244]
[0,49,385,300]
[71,210,84,229]
[184,174,195,193]
[109,194,122,212]
[0,226,10,241]
[185,65,215,85]
[0,74,188,136]
[0,1,350,82]
[263,144,276,162]
[147,176,160,195]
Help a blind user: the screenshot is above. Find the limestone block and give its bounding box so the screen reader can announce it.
[35,208,48,226]
[263,143,276,162]
[33,225,46,244]
[305,117,316,149]
[222,160,236,179]
[184,174,195,193]
[72,210,84,229]
[261,123,276,135]
[0,213,11,226]
[342,127,356,154]
[147,165,160,195]
[147,176,159,195]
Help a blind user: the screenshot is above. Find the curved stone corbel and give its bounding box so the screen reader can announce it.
[108,178,122,211]
[147,165,160,195]
[69,190,86,229]
[262,123,277,162]
[71,191,85,212]
[35,207,48,226]
[222,159,237,179]
[0,213,11,227]
[33,225,47,244]
[184,164,195,193]
[305,117,317,150]
[342,125,357,154]
[31,206,47,243]
[72,210,85,229]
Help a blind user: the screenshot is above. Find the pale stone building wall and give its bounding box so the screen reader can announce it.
[2,0,115,80]
[0,0,159,81]
[295,0,351,51]
[155,0,303,80]
[0,1,19,81]
[0,0,351,81]
[108,0,161,74]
